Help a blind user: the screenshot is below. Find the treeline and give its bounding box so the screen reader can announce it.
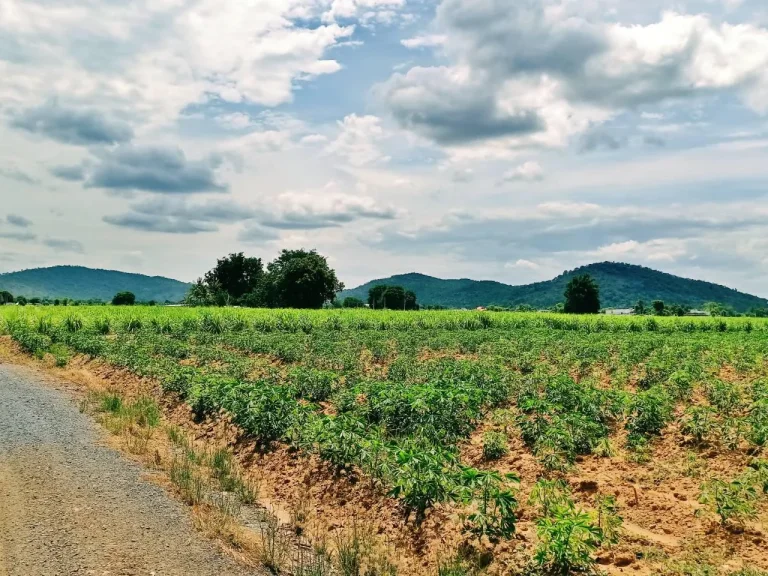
[332,284,419,310]
[185,250,343,309]
[0,289,164,307]
[632,300,768,318]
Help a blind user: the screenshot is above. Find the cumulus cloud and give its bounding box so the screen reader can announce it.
[43,238,84,253]
[326,114,390,165]
[257,183,399,229]
[0,230,36,242]
[368,201,768,264]
[0,164,37,185]
[10,101,133,145]
[238,223,281,244]
[322,0,406,23]
[85,146,227,194]
[49,164,87,182]
[401,35,447,49]
[377,66,544,145]
[0,1,359,131]
[103,213,218,235]
[378,1,768,150]
[6,214,32,227]
[579,131,622,153]
[500,161,544,182]
[506,259,540,270]
[103,197,256,234]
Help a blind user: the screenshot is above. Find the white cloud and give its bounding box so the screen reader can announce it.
[506,259,540,270]
[254,182,400,230]
[500,161,544,182]
[378,2,768,153]
[401,35,447,49]
[326,114,390,166]
[0,0,358,129]
[322,0,406,23]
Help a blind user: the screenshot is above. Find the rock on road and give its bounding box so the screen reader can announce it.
[0,364,255,576]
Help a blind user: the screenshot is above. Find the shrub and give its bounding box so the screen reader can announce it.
[626,385,674,444]
[699,478,758,528]
[534,505,603,575]
[482,431,508,461]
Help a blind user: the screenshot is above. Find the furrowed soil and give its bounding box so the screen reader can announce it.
[1,336,767,576]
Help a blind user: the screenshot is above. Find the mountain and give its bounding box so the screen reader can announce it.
[0,266,190,302]
[339,262,768,312]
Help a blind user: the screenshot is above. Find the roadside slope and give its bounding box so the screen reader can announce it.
[0,364,254,576]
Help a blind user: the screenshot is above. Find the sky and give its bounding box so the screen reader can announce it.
[1,0,768,295]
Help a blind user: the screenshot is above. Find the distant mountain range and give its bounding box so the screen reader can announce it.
[340,262,768,312]
[0,266,190,302]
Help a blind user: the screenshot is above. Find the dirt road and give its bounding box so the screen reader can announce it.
[0,364,255,576]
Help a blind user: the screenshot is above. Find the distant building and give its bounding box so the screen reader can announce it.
[476,306,487,311]
[604,308,635,316]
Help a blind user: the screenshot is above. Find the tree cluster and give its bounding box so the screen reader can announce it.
[563,274,601,314]
[0,291,13,304]
[186,250,344,309]
[368,284,419,310]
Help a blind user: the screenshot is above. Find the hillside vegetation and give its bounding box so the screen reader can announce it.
[0,266,190,302]
[340,262,768,311]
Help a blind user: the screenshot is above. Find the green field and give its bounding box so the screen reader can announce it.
[2,306,768,575]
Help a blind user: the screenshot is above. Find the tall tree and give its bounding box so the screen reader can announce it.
[266,249,344,309]
[112,291,136,306]
[563,274,600,314]
[652,300,665,316]
[0,291,13,304]
[368,285,389,309]
[204,253,264,302]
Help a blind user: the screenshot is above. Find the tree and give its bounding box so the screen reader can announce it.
[265,249,344,309]
[368,285,389,309]
[343,296,365,309]
[368,285,418,310]
[563,275,600,314]
[204,252,265,302]
[112,291,136,306]
[0,291,13,304]
[633,300,646,315]
[652,300,665,315]
[16,296,27,306]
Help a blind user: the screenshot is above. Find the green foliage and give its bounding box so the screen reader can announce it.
[0,266,188,302]
[389,444,459,524]
[482,431,508,461]
[266,249,344,309]
[459,468,519,543]
[112,291,136,306]
[699,477,758,527]
[339,262,768,311]
[343,297,366,309]
[563,274,600,315]
[534,505,603,575]
[626,385,674,445]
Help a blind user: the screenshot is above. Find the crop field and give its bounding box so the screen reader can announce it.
[2,306,768,576]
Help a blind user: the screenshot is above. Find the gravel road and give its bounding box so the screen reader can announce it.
[0,363,256,576]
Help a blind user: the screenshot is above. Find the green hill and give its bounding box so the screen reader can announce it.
[0,266,190,302]
[339,262,768,312]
